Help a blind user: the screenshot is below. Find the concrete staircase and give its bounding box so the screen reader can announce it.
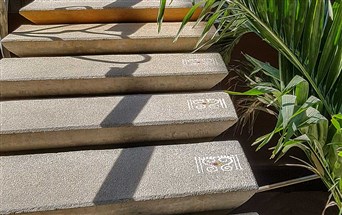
[0,1,258,214]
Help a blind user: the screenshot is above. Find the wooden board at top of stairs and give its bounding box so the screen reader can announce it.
[20,0,202,24]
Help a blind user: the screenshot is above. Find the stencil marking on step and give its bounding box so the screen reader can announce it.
[182,58,219,66]
[187,98,228,110]
[194,154,244,174]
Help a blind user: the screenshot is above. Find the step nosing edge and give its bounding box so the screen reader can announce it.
[1,72,227,82]
[1,117,236,134]
[1,185,258,214]
[3,36,205,42]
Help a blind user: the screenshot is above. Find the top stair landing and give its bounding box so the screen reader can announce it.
[20,0,202,24]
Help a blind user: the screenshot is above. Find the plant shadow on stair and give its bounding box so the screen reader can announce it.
[72,54,152,79]
[94,93,154,205]
[11,22,145,39]
[54,0,142,11]
[103,0,142,9]
[10,22,146,57]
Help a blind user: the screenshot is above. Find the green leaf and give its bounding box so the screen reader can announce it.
[295,78,309,105]
[226,85,279,96]
[300,96,321,110]
[294,0,310,49]
[283,75,307,92]
[245,54,280,80]
[276,139,309,162]
[196,0,217,22]
[174,1,205,42]
[301,0,325,73]
[332,118,341,130]
[290,96,321,120]
[281,94,296,128]
[195,10,222,48]
[317,2,342,92]
[329,130,342,178]
[334,114,342,120]
[311,153,325,176]
[255,130,276,151]
[302,107,327,126]
[157,0,167,33]
[300,109,328,144]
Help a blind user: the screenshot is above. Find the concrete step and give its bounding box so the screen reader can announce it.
[1,22,215,57]
[1,53,227,98]
[1,92,237,152]
[20,0,201,24]
[0,141,258,215]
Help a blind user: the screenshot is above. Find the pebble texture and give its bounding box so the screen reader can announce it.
[1,22,215,57]
[20,0,202,24]
[1,92,237,151]
[0,141,258,215]
[0,53,227,98]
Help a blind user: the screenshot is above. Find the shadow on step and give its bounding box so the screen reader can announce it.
[93,146,155,205]
[54,0,142,11]
[11,22,146,43]
[95,92,152,205]
[100,94,151,127]
[103,0,142,9]
[55,6,93,10]
[73,54,152,77]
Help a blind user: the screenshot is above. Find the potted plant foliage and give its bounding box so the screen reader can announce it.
[158,0,342,213]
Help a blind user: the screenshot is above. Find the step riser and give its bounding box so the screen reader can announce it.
[1,92,237,152]
[1,53,227,98]
[1,141,258,214]
[2,22,215,57]
[4,38,206,57]
[21,8,201,24]
[2,121,232,152]
[9,192,251,215]
[2,75,222,98]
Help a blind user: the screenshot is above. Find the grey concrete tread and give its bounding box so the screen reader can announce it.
[20,0,202,24]
[1,22,215,57]
[0,53,227,98]
[0,92,237,151]
[0,141,258,215]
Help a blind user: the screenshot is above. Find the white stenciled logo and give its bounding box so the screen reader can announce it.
[182,58,219,66]
[195,155,243,174]
[187,98,228,110]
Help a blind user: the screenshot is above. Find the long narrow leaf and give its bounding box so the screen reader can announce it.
[157,0,167,33]
[174,1,205,42]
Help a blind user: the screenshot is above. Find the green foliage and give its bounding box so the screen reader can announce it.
[158,0,342,212]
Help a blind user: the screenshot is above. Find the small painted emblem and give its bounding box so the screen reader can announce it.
[187,98,228,110]
[182,58,219,66]
[195,155,243,174]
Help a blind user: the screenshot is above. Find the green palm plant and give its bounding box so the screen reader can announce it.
[158,0,342,212]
